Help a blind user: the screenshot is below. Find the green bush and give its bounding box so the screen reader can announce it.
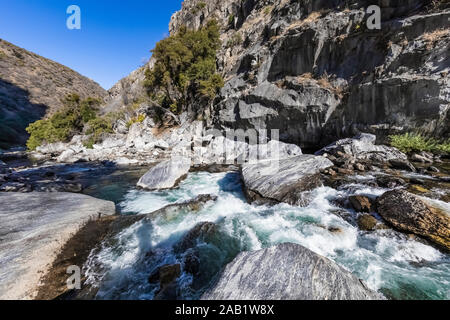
[389,133,450,155]
[126,114,146,129]
[83,117,114,149]
[26,94,102,150]
[144,19,223,113]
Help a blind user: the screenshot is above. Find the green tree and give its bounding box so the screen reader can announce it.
[144,20,223,114]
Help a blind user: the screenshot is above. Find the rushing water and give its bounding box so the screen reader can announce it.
[85,171,450,300]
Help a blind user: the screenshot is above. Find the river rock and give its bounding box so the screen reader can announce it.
[0,192,116,300]
[349,195,373,213]
[174,222,218,253]
[316,134,408,163]
[137,156,191,190]
[357,214,378,231]
[389,159,416,172]
[202,243,383,300]
[146,194,218,221]
[376,190,450,251]
[241,155,333,205]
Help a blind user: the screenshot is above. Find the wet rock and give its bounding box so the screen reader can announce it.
[202,243,384,300]
[174,222,218,253]
[183,250,200,275]
[408,185,430,194]
[241,155,333,206]
[376,176,406,188]
[148,263,181,289]
[0,182,31,192]
[411,152,434,164]
[355,163,366,172]
[349,196,373,213]
[357,214,378,231]
[427,166,440,173]
[146,194,217,221]
[410,177,425,185]
[154,282,178,300]
[376,190,450,252]
[159,264,182,287]
[389,159,416,172]
[137,156,191,190]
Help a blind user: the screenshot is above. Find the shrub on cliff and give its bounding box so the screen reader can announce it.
[26,94,103,150]
[144,19,223,114]
[83,117,113,149]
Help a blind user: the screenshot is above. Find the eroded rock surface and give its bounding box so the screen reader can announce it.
[241,155,333,205]
[376,190,450,251]
[202,243,384,300]
[137,157,191,190]
[0,192,115,300]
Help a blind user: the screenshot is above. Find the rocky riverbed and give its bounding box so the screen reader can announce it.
[1,134,448,300]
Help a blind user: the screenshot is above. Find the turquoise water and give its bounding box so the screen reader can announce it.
[85,171,450,300]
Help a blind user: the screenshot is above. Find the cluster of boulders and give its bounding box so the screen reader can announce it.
[317,134,413,175]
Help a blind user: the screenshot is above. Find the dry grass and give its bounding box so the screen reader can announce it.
[422,28,450,49]
[286,11,323,31]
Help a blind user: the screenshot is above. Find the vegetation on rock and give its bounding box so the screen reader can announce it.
[144,20,223,115]
[389,133,450,155]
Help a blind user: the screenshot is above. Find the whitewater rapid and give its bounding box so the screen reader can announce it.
[85,171,450,300]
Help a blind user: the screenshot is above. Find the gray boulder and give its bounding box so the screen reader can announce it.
[202,243,384,300]
[137,157,191,190]
[316,133,408,162]
[241,155,333,205]
[0,192,115,300]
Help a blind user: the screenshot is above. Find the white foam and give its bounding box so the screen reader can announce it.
[87,171,450,300]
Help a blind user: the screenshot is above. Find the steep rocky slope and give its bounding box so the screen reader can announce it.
[171,0,450,149]
[105,0,449,150]
[0,39,106,149]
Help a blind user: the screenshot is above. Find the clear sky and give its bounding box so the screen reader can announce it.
[0,0,183,89]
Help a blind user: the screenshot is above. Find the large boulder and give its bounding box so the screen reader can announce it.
[0,192,116,300]
[137,157,191,190]
[316,133,408,163]
[192,136,303,166]
[376,190,450,251]
[202,243,383,300]
[241,155,333,205]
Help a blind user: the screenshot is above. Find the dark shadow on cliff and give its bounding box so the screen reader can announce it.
[0,78,47,149]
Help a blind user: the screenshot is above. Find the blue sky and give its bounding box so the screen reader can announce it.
[0,0,182,89]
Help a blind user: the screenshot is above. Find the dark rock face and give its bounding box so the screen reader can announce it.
[376,190,450,251]
[166,1,450,149]
[202,243,384,300]
[145,194,218,221]
[175,222,218,253]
